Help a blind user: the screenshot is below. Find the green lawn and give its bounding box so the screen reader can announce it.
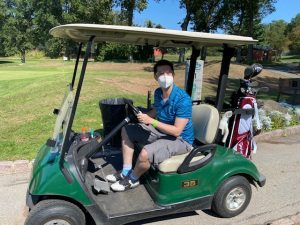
[0,58,149,160]
[0,54,296,160]
[280,55,300,63]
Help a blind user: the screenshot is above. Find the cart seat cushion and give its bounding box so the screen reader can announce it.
[158,151,205,173]
[157,104,219,173]
[192,104,219,144]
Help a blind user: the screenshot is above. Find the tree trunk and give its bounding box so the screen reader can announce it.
[178,0,191,63]
[200,46,207,61]
[247,0,254,64]
[21,49,25,63]
[178,49,185,63]
[236,47,241,63]
[127,0,135,26]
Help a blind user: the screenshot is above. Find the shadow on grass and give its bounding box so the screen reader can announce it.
[0,60,14,64]
[281,55,300,60]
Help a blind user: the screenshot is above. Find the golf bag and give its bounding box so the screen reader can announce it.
[227,65,262,159]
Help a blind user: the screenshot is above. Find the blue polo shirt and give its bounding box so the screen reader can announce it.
[154,84,194,145]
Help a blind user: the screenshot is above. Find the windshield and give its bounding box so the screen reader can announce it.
[52,85,74,146]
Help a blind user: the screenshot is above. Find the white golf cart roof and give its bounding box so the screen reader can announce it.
[50,24,257,48]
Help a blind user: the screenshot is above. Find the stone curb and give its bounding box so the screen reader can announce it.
[254,125,300,142]
[0,160,34,175]
[0,125,299,175]
[266,212,300,225]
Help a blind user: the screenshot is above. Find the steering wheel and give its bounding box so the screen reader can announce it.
[123,99,141,122]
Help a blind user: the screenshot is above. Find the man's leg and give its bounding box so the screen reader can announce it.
[130,149,150,179]
[120,127,134,176]
[110,148,148,192]
[121,126,134,167]
[106,127,134,182]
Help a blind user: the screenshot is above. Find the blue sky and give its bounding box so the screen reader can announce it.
[134,0,300,30]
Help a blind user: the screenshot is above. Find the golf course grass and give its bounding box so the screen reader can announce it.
[0,56,297,160]
[0,58,150,160]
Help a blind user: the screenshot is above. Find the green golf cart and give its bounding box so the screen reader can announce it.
[25,24,266,225]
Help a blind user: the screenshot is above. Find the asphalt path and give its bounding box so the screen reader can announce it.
[1,134,299,225]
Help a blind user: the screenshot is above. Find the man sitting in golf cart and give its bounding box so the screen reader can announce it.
[106,60,194,192]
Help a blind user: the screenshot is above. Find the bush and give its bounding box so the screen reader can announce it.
[257,108,299,131]
[95,43,137,61]
[26,50,45,59]
[45,38,63,58]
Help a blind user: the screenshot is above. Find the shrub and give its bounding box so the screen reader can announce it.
[256,108,299,131]
[95,43,137,62]
[257,108,272,130]
[45,38,63,58]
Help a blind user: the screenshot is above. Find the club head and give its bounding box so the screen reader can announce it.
[244,64,263,79]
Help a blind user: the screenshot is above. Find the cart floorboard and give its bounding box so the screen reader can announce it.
[85,149,160,216]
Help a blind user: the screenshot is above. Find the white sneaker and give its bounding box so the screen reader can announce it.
[105,171,124,183]
[111,177,140,192]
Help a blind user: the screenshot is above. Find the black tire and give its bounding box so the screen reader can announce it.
[212,176,252,218]
[25,199,85,225]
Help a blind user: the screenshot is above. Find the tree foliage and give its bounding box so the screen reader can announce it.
[0,0,299,62]
[1,0,34,62]
[264,20,288,52]
[114,0,148,26]
[286,13,300,51]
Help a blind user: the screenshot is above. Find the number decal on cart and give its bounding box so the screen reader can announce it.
[182,179,198,188]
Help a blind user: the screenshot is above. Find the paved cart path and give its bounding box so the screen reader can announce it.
[0,134,299,225]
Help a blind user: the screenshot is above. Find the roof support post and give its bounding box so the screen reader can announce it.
[59,36,95,182]
[71,43,83,89]
[186,46,201,96]
[215,44,235,111]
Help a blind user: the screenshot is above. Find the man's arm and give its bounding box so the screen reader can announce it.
[154,117,189,137]
[137,112,189,137]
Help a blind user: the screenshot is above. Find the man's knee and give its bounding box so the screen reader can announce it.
[121,127,128,140]
[139,149,149,162]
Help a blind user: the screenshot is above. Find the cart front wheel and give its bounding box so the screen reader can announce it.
[25,199,85,225]
[212,176,252,218]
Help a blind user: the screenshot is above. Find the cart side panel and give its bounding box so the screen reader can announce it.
[145,145,262,205]
[28,144,92,205]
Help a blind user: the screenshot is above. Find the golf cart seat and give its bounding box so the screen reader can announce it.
[158,104,220,173]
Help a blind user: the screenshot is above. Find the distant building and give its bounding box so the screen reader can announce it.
[253,46,274,63]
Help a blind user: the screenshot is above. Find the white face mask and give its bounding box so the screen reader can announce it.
[158,75,173,89]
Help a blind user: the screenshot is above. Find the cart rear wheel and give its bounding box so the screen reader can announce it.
[25,199,85,225]
[212,176,252,218]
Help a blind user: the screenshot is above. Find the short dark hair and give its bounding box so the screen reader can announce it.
[153,60,174,74]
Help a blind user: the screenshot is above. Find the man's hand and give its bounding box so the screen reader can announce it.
[137,112,154,125]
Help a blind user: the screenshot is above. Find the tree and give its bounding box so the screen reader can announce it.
[32,0,115,58]
[189,0,232,61]
[0,1,9,56]
[264,20,288,57]
[2,0,34,62]
[178,0,193,62]
[286,13,300,34]
[286,13,300,51]
[31,0,63,57]
[223,0,276,63]
[288,26,300,51]
[114,0,148,26]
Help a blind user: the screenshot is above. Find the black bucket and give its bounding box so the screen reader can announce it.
[99,98,132,147]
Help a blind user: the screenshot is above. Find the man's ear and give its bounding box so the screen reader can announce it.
[154,74,158,81]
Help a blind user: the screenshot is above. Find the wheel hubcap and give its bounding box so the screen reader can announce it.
[225,187,246,211]
[44,219,71,225]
